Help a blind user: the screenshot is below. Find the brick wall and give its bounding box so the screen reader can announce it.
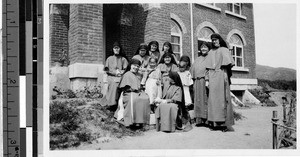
[69,4,103,65]
[192,3,256,79]
[50,3,256,80]
[170,3,192,59]
[120,4,146,59]
[50,4,69,66]
[143,3,171,54]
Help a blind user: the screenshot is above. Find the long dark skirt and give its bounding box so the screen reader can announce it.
[122,92,150,126]
[207,69,234,127]
[193,78,208,123]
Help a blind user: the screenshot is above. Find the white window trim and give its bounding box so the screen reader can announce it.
[232,66,249,72]
[171,32,182,57]
[225,10,247,20]
[230,43,244,68]
[196,3,221,12]
[225,3,247,20]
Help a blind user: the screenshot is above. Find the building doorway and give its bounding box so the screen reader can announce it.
[103,4,123,60]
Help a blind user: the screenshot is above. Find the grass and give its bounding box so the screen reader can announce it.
[50,98,143,150]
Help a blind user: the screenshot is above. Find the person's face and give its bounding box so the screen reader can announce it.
[164,56,171,64]
[149,59,157,68]
[113,46,120,55]
[179,61,187,72]
[139,49,146,57]
[130,64,139,73]
[201,45,209,54]
[150,44,157,52]
[163,45,170,52]
[212,38,220,48]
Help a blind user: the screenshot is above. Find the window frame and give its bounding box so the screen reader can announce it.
[225,3,247,20]
[196,3,221,12]
[171,20,183,57]
[230,43,244,68]
[197,27,214,54]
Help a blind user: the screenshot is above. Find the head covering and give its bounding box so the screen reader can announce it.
[124,58,141,73]
[113,41,121,48]
[210,33,228,48]
[200,41,212,50]
[199,41,212,56]
[135,43,150,56]
[162,41,174,54]
[148,41,160,52]
[158,52,177,65]
[179,55,191,67]
[169,71,183,89]
[130,58,141,66]
[110,41,128,60]
[168,71,189,125]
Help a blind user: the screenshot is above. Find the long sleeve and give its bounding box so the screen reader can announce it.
[105,56,117,76]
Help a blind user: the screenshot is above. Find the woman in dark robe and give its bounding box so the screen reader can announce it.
[104,42,128,110]
[117,59,151,128]
[161,41,180,64]
[132,43,150,69]
[148,40,161,61]
[190,41,211,127]
[205,33,235,132]
[132,43,151,81]
[155,71,191,132]
[157,52,179,95]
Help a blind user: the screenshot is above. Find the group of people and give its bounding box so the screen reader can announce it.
[103,33,235,133]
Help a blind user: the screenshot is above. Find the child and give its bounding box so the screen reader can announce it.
[142,57,162,113]
[177,55,193,108]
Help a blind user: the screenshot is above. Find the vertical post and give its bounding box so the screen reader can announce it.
[282,103,286,123]
[272,110,279,149]
[282,97,287,123]
[189,3,195,63]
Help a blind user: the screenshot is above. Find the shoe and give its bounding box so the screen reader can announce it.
[222,126,234,132]
[209,125,221,131]
[195,123,206,127]
[183,125,193,132]
[176,126,183,130]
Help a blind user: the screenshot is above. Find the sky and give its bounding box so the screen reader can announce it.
[253,3,297,70]
[0,1,298,70]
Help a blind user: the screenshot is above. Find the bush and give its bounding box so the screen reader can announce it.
[233,111,245,121]
[51,85,103,99]
[248,88,277,107]
[258,79,296,91]
[50,100,92,150]
[50,99,142,150]
[65,89,77,98]
[50,101,80,124]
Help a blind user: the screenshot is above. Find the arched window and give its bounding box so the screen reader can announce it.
[229,34,244,67]
[197,27,214,54]
[171,20,182,59]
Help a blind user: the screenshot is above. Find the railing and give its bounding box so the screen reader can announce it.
[272,97,296,149]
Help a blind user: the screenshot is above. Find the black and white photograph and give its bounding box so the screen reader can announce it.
[44,0,298,156]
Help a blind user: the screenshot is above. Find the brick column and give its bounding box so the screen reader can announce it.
[68,4,104,90]
[144,3,171,51]
[50,4,69,67]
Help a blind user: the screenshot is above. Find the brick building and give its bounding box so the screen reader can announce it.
[50,3,258,103]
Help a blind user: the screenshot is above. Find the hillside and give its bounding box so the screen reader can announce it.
[256,64,296,81]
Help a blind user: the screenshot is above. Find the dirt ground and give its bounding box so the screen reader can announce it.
[72,104,284,150]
